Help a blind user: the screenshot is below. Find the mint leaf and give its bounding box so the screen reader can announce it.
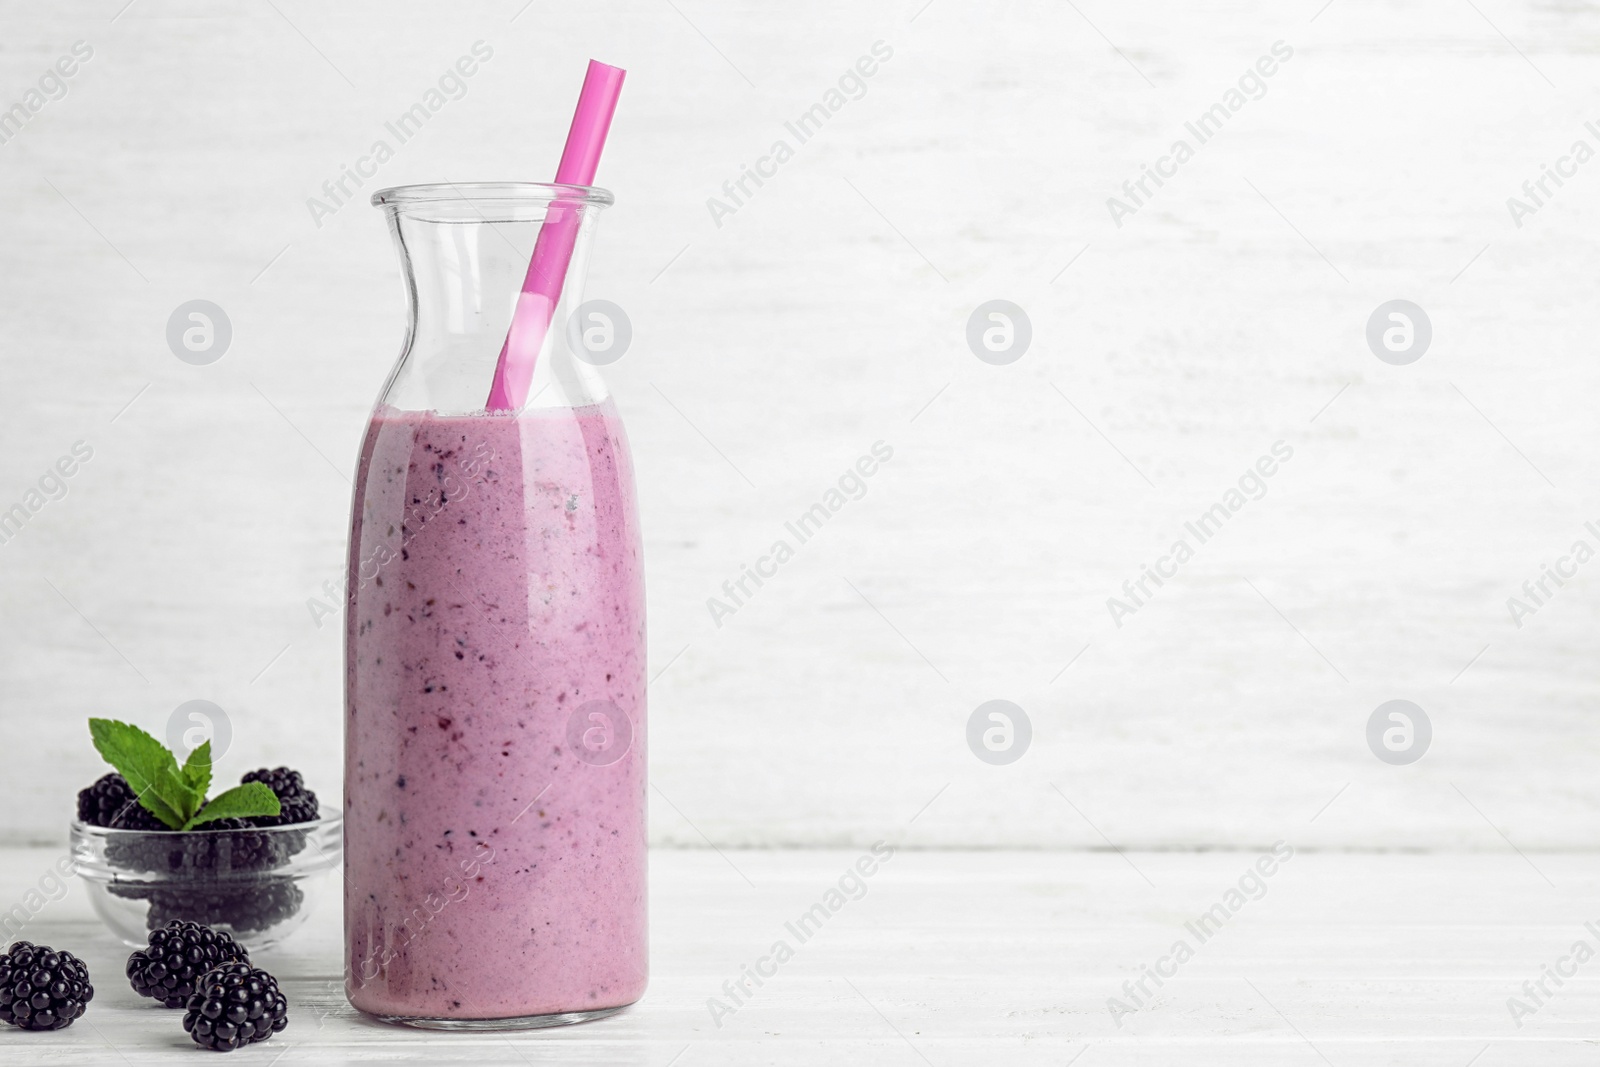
[89,718,196,830]
[155,763,203,826]
[185,783,281,829]
[181,740,212,800]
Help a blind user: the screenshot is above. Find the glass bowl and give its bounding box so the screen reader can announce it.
[70,809,341,950]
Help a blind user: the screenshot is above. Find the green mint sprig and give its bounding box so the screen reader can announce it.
[88,718,281,830]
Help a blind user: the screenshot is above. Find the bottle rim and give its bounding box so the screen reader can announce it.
[370,181,613,211]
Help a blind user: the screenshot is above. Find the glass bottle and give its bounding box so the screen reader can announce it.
[344,182,646,1028]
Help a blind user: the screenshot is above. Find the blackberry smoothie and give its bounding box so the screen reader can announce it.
[343,399,646,1022]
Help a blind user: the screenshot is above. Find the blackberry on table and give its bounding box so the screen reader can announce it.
[182,962,287,1051]
[0,942,93,1031]
[240,767,319,827]
[77,773,153,828]
[126,921,250,1008]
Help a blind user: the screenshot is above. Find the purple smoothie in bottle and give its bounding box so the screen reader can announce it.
[344,399,646,1022]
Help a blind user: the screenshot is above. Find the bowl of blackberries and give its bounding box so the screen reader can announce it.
[69,719,340,950]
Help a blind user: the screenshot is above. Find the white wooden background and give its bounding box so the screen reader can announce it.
[1,0,1596,850]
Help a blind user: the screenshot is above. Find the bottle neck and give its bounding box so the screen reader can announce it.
[380,206,607,415]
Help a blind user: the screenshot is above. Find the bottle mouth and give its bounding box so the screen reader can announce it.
[371,181,613,221]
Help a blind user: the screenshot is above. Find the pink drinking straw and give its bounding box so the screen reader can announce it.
[484,60,626,412]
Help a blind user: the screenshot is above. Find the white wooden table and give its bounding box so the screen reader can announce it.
[0,846,1595,1064]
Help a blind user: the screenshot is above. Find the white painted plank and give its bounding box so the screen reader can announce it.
[0,848,1596,1063]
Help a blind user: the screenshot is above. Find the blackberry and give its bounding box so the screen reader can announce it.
[145,880,305,934]
[77,773,152,828]
[126,921,250,1008]
[187,820,277,872]
[182,962,287,1051]
[107,801,167,832]
[110,878,306,935]
[240,767,319,827]
[0,942,93,1031]
[105,818,277,876]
